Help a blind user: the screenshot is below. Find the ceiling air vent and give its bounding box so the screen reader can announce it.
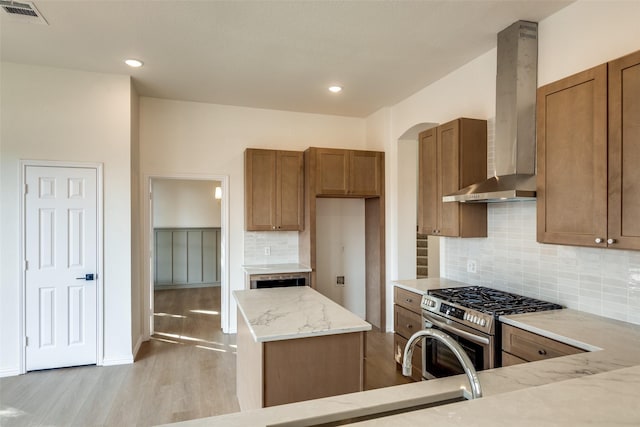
[0,1,48,25]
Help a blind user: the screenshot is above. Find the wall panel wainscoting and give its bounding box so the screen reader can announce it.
[154,228,221,289]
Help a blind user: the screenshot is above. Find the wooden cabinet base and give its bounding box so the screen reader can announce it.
[236,312,365,410]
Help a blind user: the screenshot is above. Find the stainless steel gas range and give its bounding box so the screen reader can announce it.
[420,286,562,379]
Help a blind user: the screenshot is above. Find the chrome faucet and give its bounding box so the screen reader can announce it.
[402,329,483,399]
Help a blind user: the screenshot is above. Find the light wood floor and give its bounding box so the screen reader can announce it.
[0,287,410,426]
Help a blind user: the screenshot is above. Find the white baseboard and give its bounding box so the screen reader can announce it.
[101,355,134,366]
[132,335,145,360]
[0,367,21,378]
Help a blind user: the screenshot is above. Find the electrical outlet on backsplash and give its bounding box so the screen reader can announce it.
[443,202,640,326]
[244,231,299,265]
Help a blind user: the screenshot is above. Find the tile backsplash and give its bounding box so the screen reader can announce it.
[443,201,640,325]
[244,231,299,265]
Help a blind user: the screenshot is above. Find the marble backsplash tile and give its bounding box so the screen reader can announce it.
[443,201,640,325]
[244,231,299,265]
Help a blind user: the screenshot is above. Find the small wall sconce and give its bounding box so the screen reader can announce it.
[214,186,222,200]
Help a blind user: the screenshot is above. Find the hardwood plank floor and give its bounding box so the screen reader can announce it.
[0,287,411,426]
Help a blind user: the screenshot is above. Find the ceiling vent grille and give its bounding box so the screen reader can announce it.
[0,1,48,25]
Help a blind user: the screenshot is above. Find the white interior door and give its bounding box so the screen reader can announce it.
[25,165,98,371]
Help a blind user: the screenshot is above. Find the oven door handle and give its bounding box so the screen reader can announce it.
[423,314,490,346]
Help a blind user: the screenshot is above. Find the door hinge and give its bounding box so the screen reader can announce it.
[24,184,28,195]
[25,336,29,347]
[24,260,28,271]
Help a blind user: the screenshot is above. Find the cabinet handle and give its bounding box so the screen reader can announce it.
[607,238,616,245]
[595,238,603,244]
[538,349,547,356]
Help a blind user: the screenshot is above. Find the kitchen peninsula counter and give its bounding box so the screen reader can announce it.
[165,306,640,426]
[233,286,371,410]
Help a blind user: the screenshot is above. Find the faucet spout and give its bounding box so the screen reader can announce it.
[402,329,483,399]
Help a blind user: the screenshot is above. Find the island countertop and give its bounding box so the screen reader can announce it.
[233,286,371,343]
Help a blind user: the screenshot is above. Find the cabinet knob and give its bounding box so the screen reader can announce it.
[407,324,413,329]
[538,349,547,356]
[607,238,616,245]
[405,298,413,303]
[595,238,603,244]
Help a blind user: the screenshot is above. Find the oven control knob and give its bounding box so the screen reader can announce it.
[471,315,477,323]
[480,318,486,327]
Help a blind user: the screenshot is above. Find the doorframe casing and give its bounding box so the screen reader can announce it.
[144,173,230,338]
[19,160,105,374]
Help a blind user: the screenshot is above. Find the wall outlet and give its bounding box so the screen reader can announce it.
[336,276,345,286]
[467,259,477,274]
[264,247,271,256]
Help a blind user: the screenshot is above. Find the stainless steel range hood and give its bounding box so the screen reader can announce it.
[443,21,538,203]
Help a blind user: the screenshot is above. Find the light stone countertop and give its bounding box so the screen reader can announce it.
[233,286,371,342]
[163,284,640,427]
[242,263,312,275]
[392,277,471,294]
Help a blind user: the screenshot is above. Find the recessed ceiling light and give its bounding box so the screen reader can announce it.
[328,85,343,93]
[124,59,144,68]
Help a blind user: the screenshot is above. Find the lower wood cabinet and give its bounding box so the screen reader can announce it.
[501,324,584,366]
[393,286,423,381]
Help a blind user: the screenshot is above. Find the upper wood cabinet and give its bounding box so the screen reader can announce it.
[245,149,304,231]
[418,118,487,237]
[537,49,640,250]
[608,50,640,250]
[309,148,383,197]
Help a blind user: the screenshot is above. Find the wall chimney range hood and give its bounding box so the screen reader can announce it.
[443,21,538,203]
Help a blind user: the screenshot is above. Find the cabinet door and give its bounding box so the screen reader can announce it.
[350,151,382,196]
[609,50,640,250]
[245,149,277,230]
[418,128,438,235]
[315,148,349,195]
[536,65,608,247]
[438,120,461,237]
[276,150,304,231]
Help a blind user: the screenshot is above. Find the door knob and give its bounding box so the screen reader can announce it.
[76,274,95,281]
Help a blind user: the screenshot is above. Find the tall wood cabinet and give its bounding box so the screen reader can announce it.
[537,49,640,250]
[300,147,386,329]
[245,149,304,231]
[418,118,487,237]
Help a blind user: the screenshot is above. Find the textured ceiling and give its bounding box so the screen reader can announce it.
[1,1,573,117]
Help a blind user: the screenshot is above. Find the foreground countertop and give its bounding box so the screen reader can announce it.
[166,292,640,426]
[233,286,371,343]
[242,263,312,275]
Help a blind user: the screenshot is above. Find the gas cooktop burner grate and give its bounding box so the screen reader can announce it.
[428,286,562,316]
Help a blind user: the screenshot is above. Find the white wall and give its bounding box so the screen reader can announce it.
[370,0,640,331]
[139,97,370,333]
[152,179,222,228]
[0,63,134,375]
[316,198,366,318]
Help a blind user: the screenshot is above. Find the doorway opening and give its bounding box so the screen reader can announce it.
[147,175,229,343]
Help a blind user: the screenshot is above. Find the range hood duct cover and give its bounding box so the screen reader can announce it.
[444,21,538,203]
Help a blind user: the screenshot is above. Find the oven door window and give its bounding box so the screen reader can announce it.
[425,329,485,378]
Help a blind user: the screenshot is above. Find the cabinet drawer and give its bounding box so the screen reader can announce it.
[502,324,584,363]
[394,287,422,313]
[394,333,422,382]
[394,305,422,339]
[501,350,527,367]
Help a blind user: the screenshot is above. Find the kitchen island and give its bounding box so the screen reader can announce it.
[233,286,371,410]
[164,303,640,426]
